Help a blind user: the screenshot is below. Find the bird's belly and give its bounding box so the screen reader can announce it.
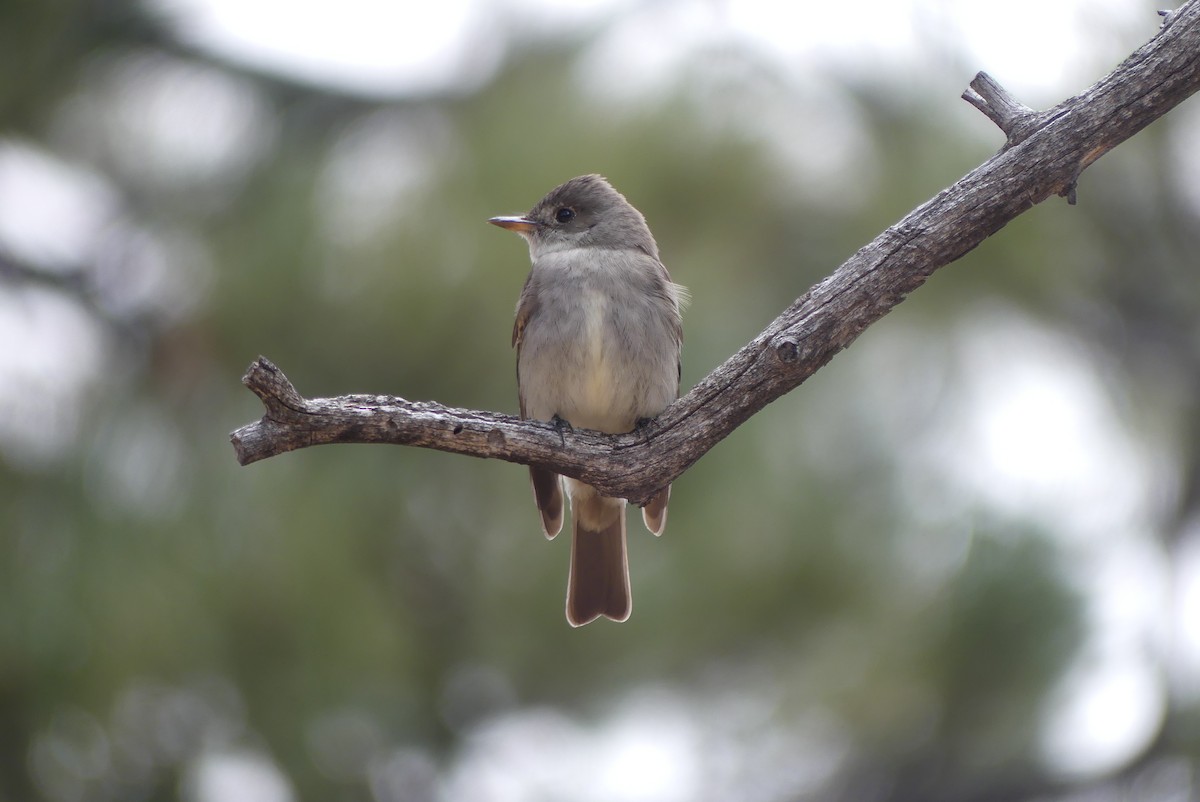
[559,289,631,432]
[521,288,647,434]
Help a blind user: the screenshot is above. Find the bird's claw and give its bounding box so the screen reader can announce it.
[551,414,573,446]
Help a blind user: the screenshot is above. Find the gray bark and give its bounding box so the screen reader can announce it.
[231,3,1200,506]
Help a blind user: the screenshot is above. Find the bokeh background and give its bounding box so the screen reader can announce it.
[3,1,1200,800]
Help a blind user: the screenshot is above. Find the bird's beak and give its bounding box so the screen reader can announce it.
[488,215,538,235]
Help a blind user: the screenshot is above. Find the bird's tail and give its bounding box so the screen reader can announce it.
[565,481,630,627]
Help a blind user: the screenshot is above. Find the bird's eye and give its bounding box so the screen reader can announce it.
[555,207,575,223]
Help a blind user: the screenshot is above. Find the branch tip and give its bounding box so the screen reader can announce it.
[242,356,304,409]
[960,86,986,114]
[964,71,1040,145]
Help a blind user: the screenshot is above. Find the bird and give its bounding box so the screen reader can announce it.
[490,175,685,626]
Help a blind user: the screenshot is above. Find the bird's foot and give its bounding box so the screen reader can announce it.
[551,414,573,446]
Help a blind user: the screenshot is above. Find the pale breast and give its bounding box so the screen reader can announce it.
[566,287,634,432]
[517,248,680,434]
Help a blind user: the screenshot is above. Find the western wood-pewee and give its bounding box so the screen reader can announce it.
[490,175,686,626]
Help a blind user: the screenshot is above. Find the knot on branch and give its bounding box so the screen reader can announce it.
[774,338,800,364]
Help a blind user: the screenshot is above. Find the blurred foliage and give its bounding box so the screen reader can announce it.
[1,1,1198,801]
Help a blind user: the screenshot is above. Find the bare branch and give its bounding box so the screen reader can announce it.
[231,3,1200,505]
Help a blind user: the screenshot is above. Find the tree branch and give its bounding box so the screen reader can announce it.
[231,3,1200,505]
